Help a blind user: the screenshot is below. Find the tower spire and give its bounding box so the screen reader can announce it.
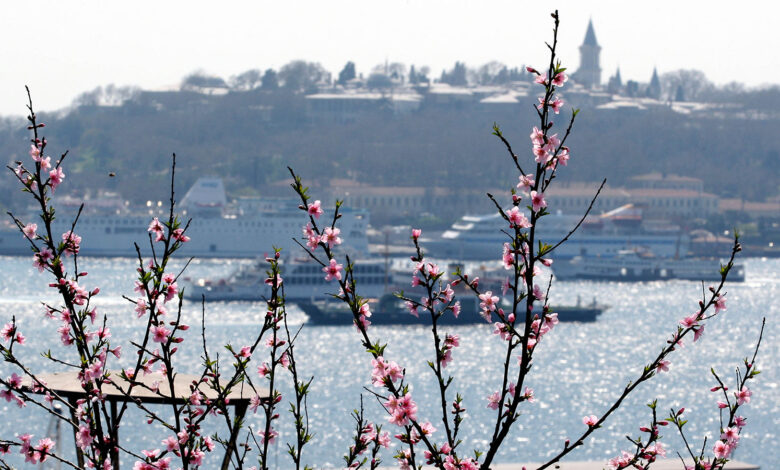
[574,19,602,89]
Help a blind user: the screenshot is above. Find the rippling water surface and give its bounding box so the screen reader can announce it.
[0,255,777,468]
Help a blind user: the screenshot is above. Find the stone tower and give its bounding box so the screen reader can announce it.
[575,19,601,89]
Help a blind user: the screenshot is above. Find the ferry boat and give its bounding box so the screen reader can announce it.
[299,293,604,325]
[421,205,688,261]
[183,256,388,302]
[0,178,370,259]
[551,249,746,282]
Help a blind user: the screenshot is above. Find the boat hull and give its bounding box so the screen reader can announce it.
[299,296,603,326]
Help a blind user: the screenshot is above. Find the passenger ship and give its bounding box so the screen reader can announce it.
[0,178,370,259]
[183,256,388,302]
[421,205,688,261]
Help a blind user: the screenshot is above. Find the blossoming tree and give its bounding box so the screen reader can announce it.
[0,10,764,470]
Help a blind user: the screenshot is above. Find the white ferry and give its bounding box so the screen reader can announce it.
[421,205,688,261]
[0,178,370,259]
[551,249,745,282]
[183,256,388,302]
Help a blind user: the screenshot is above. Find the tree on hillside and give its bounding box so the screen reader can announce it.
[366,73,393,89]
[440,62,468,86]
[181,72,228,91]
[230,69,263,91]
[279,61,330,93]
[71,85,139,108]
[409,65,431,84]
[337,61,356,85]
[261,69,279,90]
[472,61,508,85]
[661,69,713,102]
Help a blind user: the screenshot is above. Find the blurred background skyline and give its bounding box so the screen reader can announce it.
[1,0,778,116]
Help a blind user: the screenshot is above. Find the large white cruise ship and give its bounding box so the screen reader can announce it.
[420,205,688,261]
[0,178,370,259]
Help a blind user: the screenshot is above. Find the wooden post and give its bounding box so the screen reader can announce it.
[110,399,120,470]
[221,402,248,470]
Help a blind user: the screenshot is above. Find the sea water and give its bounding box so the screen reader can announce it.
[0,255,777,469]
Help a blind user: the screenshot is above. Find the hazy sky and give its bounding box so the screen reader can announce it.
[1,1,777,117]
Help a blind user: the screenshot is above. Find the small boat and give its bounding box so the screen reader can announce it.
[298,293,605,326]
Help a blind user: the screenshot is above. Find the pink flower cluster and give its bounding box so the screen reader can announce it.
[0,373,25,407]
[302,221,343,252]
[147,218,190,244]
[18,434,56,465]
[370,356,403,387]
[478,291,499,322]
[385,393,418,426]
[0,322,25,344]
[323,258,343,281]
[440,334,459,368]
[61,230,82,256]
[525,310,559,350]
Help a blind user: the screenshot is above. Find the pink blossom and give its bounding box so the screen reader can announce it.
[550,97,564,114]
[680,312,699,328]
[717,401,729,409]
[506,206,531,229]
[735,387,752,405]
[552,72,568,86]
[713,440,731,459]
[530,190,547,212]
[479,291,499,312]
[76,425,92,451]
[48,166,65,191]
[323,258,343,281]
[386,393,418,426]
[40,156,52,170]
[714,294,727,313]
[583,415,598,427]
[33,248,53,272]
[532,284,545,300]
[656,360,670,373]
[486,391,501,410]
[406,301,419,318]
[151,325,171,343]
[694,324,706,342]
[451,301,461,318]
[533,145,549,163]
[172,228,190,243]
[441,284,455,303]
[257,363,271,378]
[162,435,178,452]
[529,127,544,146]
[147,217,165,242]
[411,228,421,239]
[721,427,740,443]
[307,200,323,219]
[321,227,342,248]
[62,231,82,256]
[517,173,535,193]
[734,415,747,428]
[34,437,55,463]
[22,223,37,239]
[1,323,14,342]
[29,144,42,161]
[557,147,570,166]
[534,74,548,86]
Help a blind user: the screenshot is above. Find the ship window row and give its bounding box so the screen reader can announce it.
[289,265,384,275]
[285,276,384,285]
